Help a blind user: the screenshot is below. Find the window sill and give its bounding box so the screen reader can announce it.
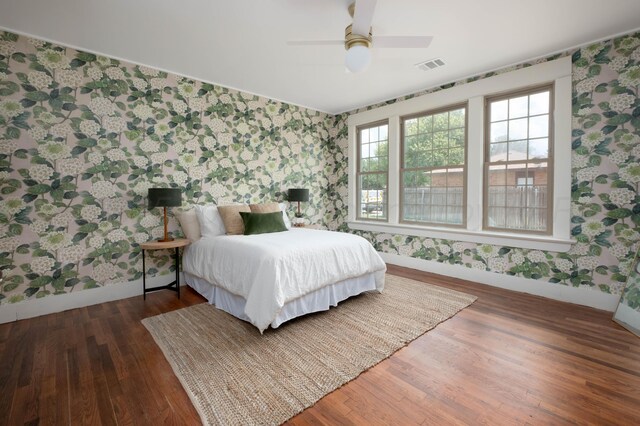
[347,221,574,252]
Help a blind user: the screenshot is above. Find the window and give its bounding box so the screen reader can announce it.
[401,105,467,226]
[485,86,553,234]
[357,121,389,221]
[347,57,572,251]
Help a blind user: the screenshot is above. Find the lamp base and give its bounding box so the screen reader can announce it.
[157,237,174,243]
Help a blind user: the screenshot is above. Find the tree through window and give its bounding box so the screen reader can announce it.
[357,121,389,221]
[400,105,467,226]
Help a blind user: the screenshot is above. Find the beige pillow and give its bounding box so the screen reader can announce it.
[175,209,201,241]
[217,204,251,235]
[249,202,280,213]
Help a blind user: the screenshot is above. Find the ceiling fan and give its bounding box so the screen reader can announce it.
[287,0,433,73]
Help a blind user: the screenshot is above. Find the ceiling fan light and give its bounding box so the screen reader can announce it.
[345,44,371,73]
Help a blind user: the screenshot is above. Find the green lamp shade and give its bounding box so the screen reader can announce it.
[148,188,181,209]
[288,188,309,202]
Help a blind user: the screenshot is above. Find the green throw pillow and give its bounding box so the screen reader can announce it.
[240,211,288,235]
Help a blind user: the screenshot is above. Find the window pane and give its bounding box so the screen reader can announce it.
[369,141,378,157]
[450,108,465,128]
[450,128,465,146]
[488,207,506,228]
[528,138,548,159]
[379,125,388,141]
[447,187,463,207]
[405,135,418,154]
[418,116,431,134]
[508,140,528,162]
[491,121,508,143]
[509,118,528,140]
[433,112,449,131]
[529,185,548,208]
[405,118,418,136]
[368,157,379,172]
[449,147,464,165]
[447,207,464,224]
[433,131,448,149]
[529,91,549,115]
[407,150,430,168]
[526,208,547,231]
[505,207,526,229]
[372,141,389,159]
[361,128,369,143]
[489,143,508,162]
[417,132,433,151]
[509,96,529,118]
[506,186,527,207]
[488,164,507,186]
[432,149,447,167]
[369,127,378,142]
[491,100,508,122]
[360,143,370,159]
[529,115,548,138]
[488,186,506,207]
[421,151,435,168]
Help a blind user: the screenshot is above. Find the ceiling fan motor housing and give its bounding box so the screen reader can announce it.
[345,24,372,51]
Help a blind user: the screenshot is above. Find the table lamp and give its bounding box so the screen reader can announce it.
[148,188,182,242]
[288,188,309,227]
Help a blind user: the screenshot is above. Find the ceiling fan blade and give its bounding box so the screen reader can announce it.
[372,36,433,48]
[287,40,344,46]
[352,0,378,36]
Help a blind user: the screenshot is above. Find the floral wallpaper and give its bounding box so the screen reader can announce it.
[337,31,640,298]
[0,31,340,304]
[1,28,638,310]
[620,250,640,312]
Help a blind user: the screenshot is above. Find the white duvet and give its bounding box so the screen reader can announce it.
[182,228,386,332]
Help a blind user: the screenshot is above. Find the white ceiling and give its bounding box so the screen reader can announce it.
[1,0,639,114]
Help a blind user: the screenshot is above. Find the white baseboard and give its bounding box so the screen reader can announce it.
[0,254,621,324]
[381,252,620,312]
[0,273,186,324]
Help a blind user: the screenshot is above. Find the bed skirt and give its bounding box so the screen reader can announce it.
[183,272,379,330]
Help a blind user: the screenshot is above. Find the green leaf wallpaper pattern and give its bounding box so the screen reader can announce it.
[336,33,640,307]
[0,30,639,310]
[0,31,342,303]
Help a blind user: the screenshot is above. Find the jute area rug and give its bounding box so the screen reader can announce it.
[142,274,476,425]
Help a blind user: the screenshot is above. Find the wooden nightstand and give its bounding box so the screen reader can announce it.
[295,224,323,230]
[140,238,190,300]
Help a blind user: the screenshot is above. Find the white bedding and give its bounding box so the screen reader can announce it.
[182,228,386,332]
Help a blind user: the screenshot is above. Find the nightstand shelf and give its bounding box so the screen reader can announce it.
[140,238,190,300]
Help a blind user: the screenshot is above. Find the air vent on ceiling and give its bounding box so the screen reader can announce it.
[415,58,445,71]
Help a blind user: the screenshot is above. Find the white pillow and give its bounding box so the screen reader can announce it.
[194,204,227,238]
[279,202,292,229]
[175,209,201,242]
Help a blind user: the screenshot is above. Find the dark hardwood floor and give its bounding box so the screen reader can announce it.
[1,266,639,425]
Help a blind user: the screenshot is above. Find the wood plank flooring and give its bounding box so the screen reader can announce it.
[1,265,639,425]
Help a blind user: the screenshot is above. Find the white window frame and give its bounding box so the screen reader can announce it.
[347,57,573,252]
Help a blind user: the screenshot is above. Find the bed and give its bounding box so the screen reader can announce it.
[182,227,386,333]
